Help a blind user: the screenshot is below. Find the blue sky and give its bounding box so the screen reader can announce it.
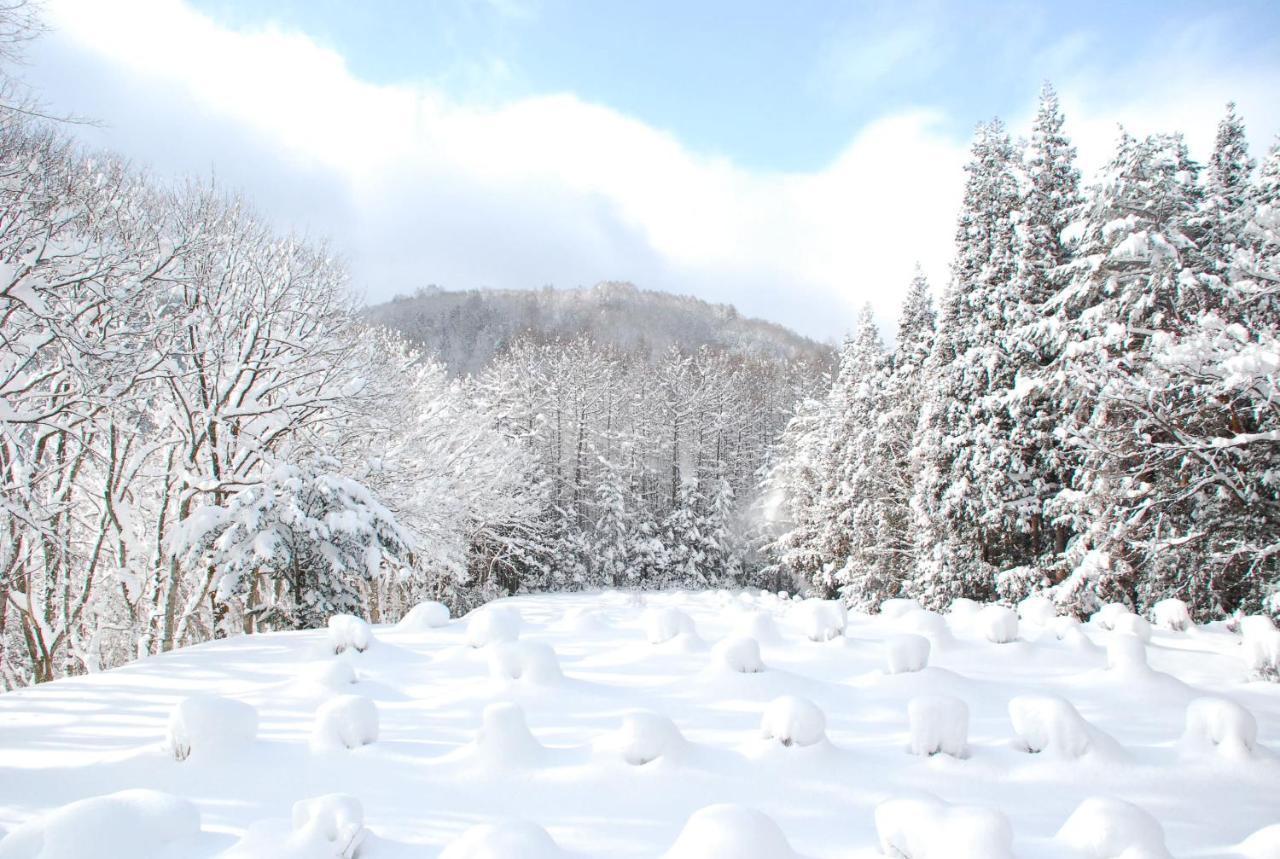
[25,0,1280,340]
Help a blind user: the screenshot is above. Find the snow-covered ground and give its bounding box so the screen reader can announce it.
[1,590,1277,858]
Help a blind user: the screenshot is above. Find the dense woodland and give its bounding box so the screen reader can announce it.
[0,2,1277,693]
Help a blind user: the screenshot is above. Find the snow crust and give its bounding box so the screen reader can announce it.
[1056,797,1172,859]
[875,795,1013,859]
[312,694,379,751]
[760,695,826,747]
[664,804,800,859]
[884,633,930,674]
[165,694,258,761]
[907,695,968,757]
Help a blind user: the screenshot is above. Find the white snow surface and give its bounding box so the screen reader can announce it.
[0,590,1277,857]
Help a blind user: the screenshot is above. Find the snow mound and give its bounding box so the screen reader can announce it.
[1238,614,1276,641]
[731,610,782,644]
[881,598,923,619]
[884,633,931,674]
[488,641,563,684]
[290,795,367,858]
[1111,613,1152,643]
[1243,624,1280,681]
[327,614,373,654]
[1009,695,1109,759]
[562,606,609,633]
[1093,603,1132,631]
[305,660,359,690]
[711,636,765,673]
[0,789,200,859]
[165,694,257,761]
[466,606,522,648]
[1018,595,1057,627]
[760,695,826,748]
[1151,599,1191,632]
[980,605,1018,643]
[898,609,950,643]
[646,607,696,644]
[312,694,379,751]
[604,711,686,766]
[1238,824,1280,859]
[663,804,800,859]
[793,598,846,642]
[397,601,450,630]
[439,820,568,859]
[1180,696,1257,759]
[1056,797,1171,859]
[1106,633,1149,672]
[473,702,545,766]
[875,795,1014,859]
[907,695,968,757]
[948,598,982,618]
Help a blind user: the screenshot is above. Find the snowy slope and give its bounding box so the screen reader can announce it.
[0,591,1277,858]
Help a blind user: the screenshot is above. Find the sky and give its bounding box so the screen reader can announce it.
[24,0,1280,341]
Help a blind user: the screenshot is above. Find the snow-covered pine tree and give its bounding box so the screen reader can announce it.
[1196,103,1256,289]
[591,458,636,587]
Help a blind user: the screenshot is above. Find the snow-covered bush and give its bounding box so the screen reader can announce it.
[165,694,258,762]
[884,634,930,674]
[875,795,1014,859]
[1151,599,1191,632]
[1106,633,1148,672]
[312,695,379,751]
[731,610,782,644]
[440,820,568,859]
[466,606,521,648]
[605,712,686,766]
[1056,797,1171,859]
[1017,595,1057,627]
[0,789,201,858]
[898,609,950,643]
[397,601,450,630]
[907,695,968,758]
[663,804,800,859]
[948,598,982,618]
[1244,627,1280,681]
[760,696,826,748]
[1238,614,1277,641]
[792,598,846,642]
[1181,697,1257,759]
[290,795,367,859]
[488,641,563,684]
[1092,603,1132,631]
[881,598,922,619]
[306,660,359,690]
[1111,612,1152,643]
[473,702,544,766]
[327,614,373,654]
[1008,695,1100,759]
[645,607,696,644]
[980,606,1018,643]
[711,636,765,674]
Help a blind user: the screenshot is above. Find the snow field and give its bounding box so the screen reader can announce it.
[907,695,969,757]
[164,694,258,761]
[1056,797,1172,859]
[874,795,1014,859]
[327,614,374,654]
[312,694,379,751]
[760,695,826,747]
[884,633,930,674]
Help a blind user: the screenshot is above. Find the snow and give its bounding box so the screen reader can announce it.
[0,590,1277,858]
[1056,797,1171,859]
[1242,621,1280,680]
[397,601,451,630]
[884,633,931,674]
[1106,633,1149,672]
[327,615,373,654]
[980,605,1019,643]
[875,795,1013,859]
[791,598,846,642]
[466,606,522,648]
[760,695,826,747]
[1151,599,1191,632]
[439,820,568,859]
[1017,595,1057,627]
[645,606,696,644]
[1093,603,1132,631]
[907,695,968,757]
[164,694,258,761]
[711,636,765,673]
[880,598,922,619]
[1111,612,1152,643]
[664,804,801,859]
[228,794,368,859]
[0,790,200,859]
[311,694,379,751]
[488,641,563,684]
[1238,824,1280,859]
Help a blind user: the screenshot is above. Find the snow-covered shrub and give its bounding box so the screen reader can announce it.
[327,614,373,654]
[0,789,200,858]
[306,659,359,690]
[1056,797,1171,859]
[907,695,968,758]
[980,605,1018,643]
[165,694,258,762]
[488,641,563,684]
[397,601,450,630]
[948,598,982,618]
[884,634,930,674]
[663,804,800,859]
[1008,695,1100,759]
[898,609,950,643]
[792,598,846,642]
[312,695,379,751]
[606,712,686,766]
[1181,697,1257,759]
[440,820,568,859]
[466,606,522,648]
[474,702,544,766]
[881,598,922,619]
[1111,612,1152,642]
[1151,599,1191,632]
[1092,602,1132,631]
[711,636,765,673]
[645,607,696,644]
[1017,595,1057,627]
[732,610,782,644]
[1244,626,1280,681]
[290,794,367,859]
[1106,633,1148,672]
[875,795,1014,859]
[760,695,826,748]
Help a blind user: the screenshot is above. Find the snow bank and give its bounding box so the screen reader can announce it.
[711,636,765,673]
[290,794,367,858]
[1018,595,1057,627]
[327,614,373,654]
[760,695,826,748]
[1009,695,1104,759]
[663,804,800,859]
[792,598,846,642]
[165,694,257,761]
[874,795,1014,859]
[488,641,563,684]
[907,695,968,758]
[1151,599,1191,632]
[1180,696,1257,759]
[440,820,568,859]
[1106,633,1148,672]
[881,598,922,619]
[0,789,200,859]
[980,605,1018,643]
[1056,797,1171,859]
[646,607,696,644]
[466,606,522,648]
[473,702,545,766]
[1111,612,1152,643]
[884,633,931,674]
[397,601,450,630]
[312,694,379,751]
[605,711,686,766]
